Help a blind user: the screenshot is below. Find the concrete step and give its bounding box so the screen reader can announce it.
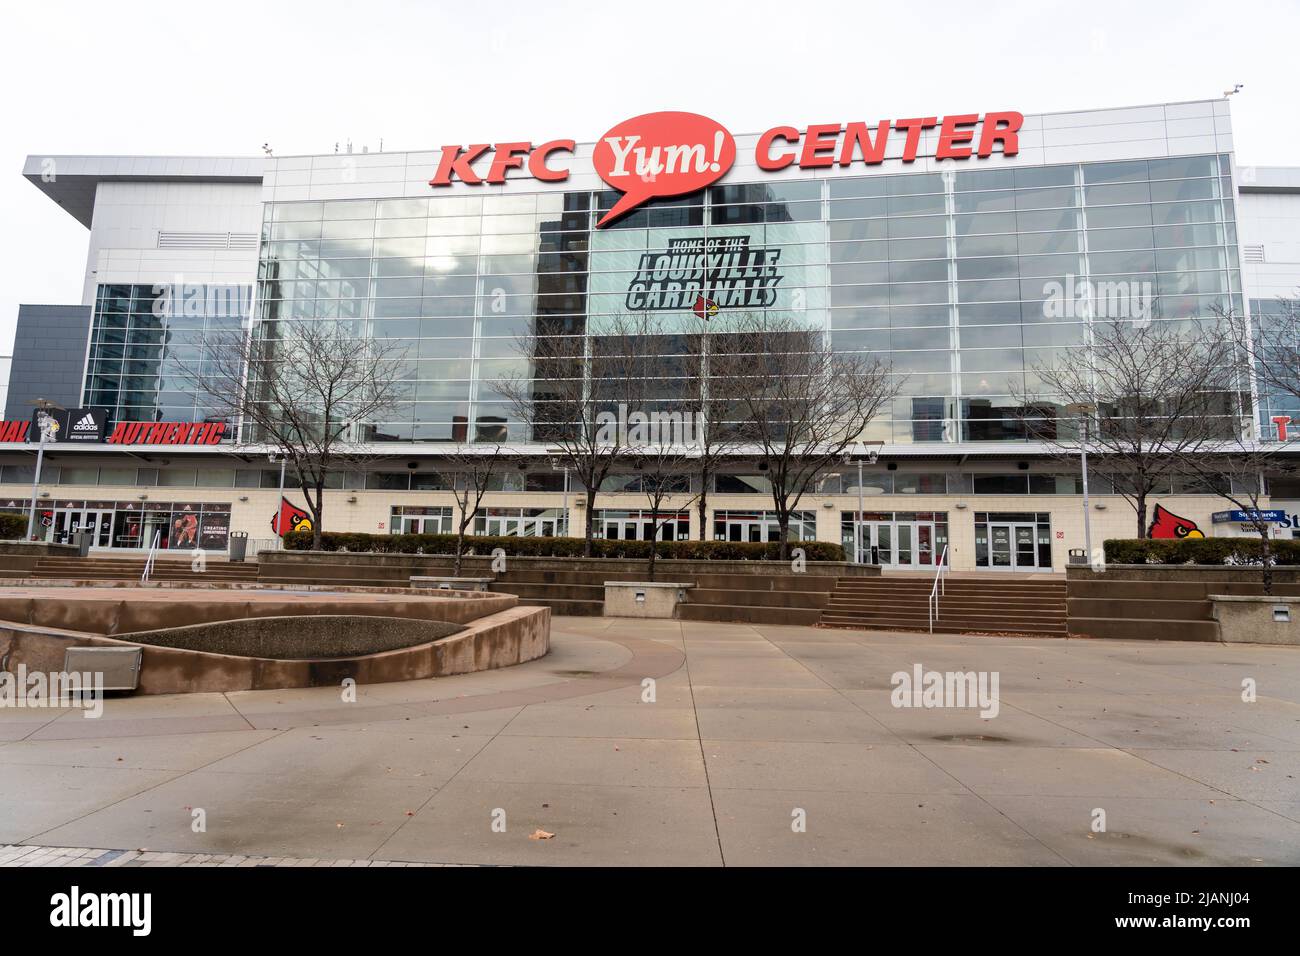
[1068,617,1221,642]
[819,615,1067,635]
[1067,597,1212,621]
[689,588,830,609]
[513,598,604,616]
[679,603,822,626]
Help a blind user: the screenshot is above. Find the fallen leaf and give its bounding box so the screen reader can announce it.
[529,829,555,841]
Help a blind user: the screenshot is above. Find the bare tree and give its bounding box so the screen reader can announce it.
[618,355,703,579]
[496,312,667,557]
[719,312,899,562]
[442,444,513,576]
[678,318,745,540]
[186,321,408,550]
[1177,439,1294,595]
[1018,318,1242,538]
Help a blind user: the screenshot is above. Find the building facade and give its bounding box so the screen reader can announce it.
[4,100,1300,570]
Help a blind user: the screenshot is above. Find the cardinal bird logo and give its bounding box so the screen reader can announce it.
[1148,505,1203,539]
[692,295,719,320]
[272,498,313,536]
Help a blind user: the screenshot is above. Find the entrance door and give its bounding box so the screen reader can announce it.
[916,524,934,566]
[987,521,1039,570]
[896,523,914,566]
[1011,523,1038,570]
[83,510,113,548]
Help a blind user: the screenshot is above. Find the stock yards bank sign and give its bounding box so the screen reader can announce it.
[429,109,1023,226]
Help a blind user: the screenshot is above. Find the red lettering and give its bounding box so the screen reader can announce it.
[977,111,1023,158]
[429,144,491,186]
[527,140,574,182]
[107,422,128,444]
[147,423,168,444]
[756,126,799,171]
[893,117,938,163]
[1273,415,1291,441]
[935,114,979,160]
[486,142,532,184]
[206,422,226,444]
[799,124,842,169]
[838,121,890,166]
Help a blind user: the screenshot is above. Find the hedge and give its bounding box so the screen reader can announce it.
[282,530,846,562]
[1103,537,1300,566]
[0,511,28,539]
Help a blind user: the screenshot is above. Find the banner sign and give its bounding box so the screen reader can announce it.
[106,421,227,446]
[1211,510,1287,523]
[625,235,782,313]
[0,418,227,446]
[430,109,1023,226]
[26,407,108,444]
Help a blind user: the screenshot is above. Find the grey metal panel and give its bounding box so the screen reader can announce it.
[4,304,93,419]
[63,645,142,692]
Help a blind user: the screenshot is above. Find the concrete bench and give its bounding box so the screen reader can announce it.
[603,581,694,619]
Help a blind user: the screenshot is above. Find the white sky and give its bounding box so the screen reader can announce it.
[3,0,1298,352]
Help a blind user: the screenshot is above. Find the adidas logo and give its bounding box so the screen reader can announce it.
[71,413,98,432]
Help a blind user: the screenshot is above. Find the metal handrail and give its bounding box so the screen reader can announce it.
[140,529,161,583]
[928,544,950,634]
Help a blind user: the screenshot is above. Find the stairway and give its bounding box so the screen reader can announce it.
[26,555,260,585]
[820,575,1068,636]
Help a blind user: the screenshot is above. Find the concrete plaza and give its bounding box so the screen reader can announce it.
[2,617,1298,866]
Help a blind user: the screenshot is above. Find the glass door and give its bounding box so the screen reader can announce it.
[1012,523,1038,570]
[916,524,934,566]
[896,523,913,566]
[84,510,113,548]
[989,524,1013,568]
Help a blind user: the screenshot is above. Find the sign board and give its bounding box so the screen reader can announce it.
[429,109,1024,227]
[1210,510,1287,523]
[28,407,108,444]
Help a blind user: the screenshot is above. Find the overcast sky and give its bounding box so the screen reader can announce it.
[3,0,1297,352]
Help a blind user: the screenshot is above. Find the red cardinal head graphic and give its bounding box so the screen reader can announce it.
[692,295,719,320]
[1148,505,1203,539]
[273,498,313,536]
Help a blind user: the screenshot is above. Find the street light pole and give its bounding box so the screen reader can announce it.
[1066,402,1097,565]
[26,429,47,541]
[25,398,61,541]
[856,457,864,564]
[272,453,287,551]
[1080,417,1092,561]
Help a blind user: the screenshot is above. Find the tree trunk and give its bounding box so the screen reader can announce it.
[1260,527,1274,596]
[310,483,324,551]
[646,533,657,582]
[776,509,791,563]
[1136,495,1148,539]
[583,494,596,558]
[454,526,467,576]
[696,485,709,541]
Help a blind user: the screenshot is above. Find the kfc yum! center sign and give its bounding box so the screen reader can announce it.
[429,110,1023,227]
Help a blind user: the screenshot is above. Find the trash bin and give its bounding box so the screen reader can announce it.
[1067,548,1087,565]
[73,531,91,557]
[228,531,249,563]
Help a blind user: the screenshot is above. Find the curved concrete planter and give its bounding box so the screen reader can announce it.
[0,582,550,694]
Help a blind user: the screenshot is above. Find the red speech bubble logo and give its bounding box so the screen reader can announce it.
[593,111,735,228]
